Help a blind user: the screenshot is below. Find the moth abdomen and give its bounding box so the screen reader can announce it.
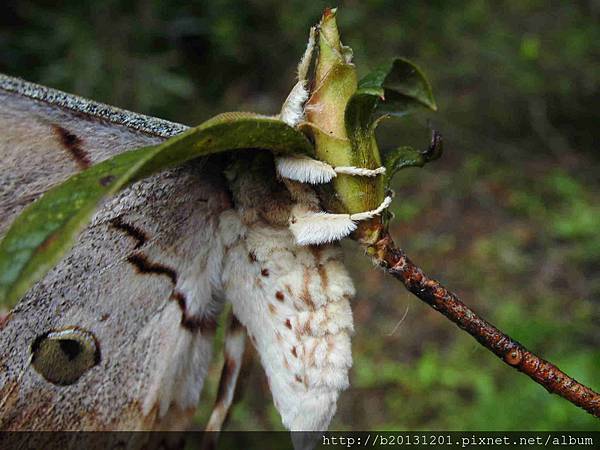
[223,212,354,431]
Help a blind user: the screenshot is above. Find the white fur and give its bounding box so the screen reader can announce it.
[276,155,337,184]
[289,205,357,245]
[280,81,309,128]
[288,196,393,245]
[145,210,246,419]
[221,213,354,433]
[276,156,387,185]
[141,226,224,418]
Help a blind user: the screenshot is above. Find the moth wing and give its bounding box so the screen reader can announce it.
[0,75,229,430]
[0,74,187,234]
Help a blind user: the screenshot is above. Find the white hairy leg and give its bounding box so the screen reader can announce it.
[288,195,393,245]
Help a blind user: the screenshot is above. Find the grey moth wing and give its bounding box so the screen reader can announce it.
[0,74,231,430]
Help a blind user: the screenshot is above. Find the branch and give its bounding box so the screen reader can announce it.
[369,231,600,418]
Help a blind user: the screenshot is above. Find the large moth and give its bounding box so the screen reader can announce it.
[0,9,439,440]
[0,12,376,437]
[0,70,356,433]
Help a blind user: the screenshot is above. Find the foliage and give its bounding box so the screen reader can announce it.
[1,0,596,156]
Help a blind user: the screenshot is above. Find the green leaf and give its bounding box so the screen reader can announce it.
[383,130,443,186]
[0,112,312,308]
[343,58,437,214]
[371,57,437,114]
[345,58,437,140]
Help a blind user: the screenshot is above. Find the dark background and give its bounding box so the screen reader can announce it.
[1,0,598,430]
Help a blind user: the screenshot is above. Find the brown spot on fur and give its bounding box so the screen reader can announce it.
[291,346,298,358]
[275,291,285,302]
[300,268,315,310]
[268,304,277,315]
[128,253,177,284]
[285,319,292,329]
[306,340,318,367]
[52,124,91,169]
[99,313,110,322]
[327,335,335,352]
[311,247,329,291]
[301,320,312,336]
[110,216,148,249]
[274,330,282,342]
[294,374,303,383]
[261,268,269,277]
[248,252,257,262]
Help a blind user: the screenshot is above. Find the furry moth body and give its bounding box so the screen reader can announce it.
[221,202,354,430]
[0,74,355,435]
[219,156,355,431]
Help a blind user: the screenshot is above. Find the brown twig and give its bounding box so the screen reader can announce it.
[369,231,600,418]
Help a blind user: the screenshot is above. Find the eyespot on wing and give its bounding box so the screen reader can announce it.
[30,326,101,386]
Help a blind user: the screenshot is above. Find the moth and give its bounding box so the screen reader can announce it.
[0,9,439,441]
[0,69,358,435]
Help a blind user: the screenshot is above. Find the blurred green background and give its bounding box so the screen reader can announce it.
[1,0,598,430]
